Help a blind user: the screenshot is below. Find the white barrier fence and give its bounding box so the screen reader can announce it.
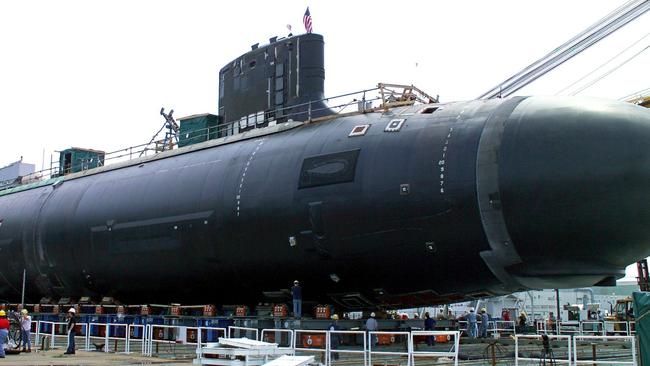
[35,321,88,350]
[573,335,636,366]
[294,329,328,364]
[126,324,147,354]
[329,330,366,366]
[368,331,411,366]
[261,328,294,350]
[410,331,460,366]
[492,320,516,337]
[536,321,637,336]
[27,320,639,366]
[580,321,603,335]
[228,325,258,340]
[515,334,572,365]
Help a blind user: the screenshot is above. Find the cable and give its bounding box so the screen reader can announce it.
[570,45,649,95]
[556,32,650,95]
[619,87,650,100]
[478,0,642,99]
[477,0,650,99]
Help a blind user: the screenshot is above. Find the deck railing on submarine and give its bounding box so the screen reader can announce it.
[0,83,437,193]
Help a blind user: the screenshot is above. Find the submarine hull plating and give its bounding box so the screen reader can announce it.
[0,96,649,308]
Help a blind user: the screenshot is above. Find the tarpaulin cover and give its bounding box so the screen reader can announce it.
[633,292,650,366]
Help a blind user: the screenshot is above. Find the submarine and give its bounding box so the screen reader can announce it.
[0,33,649,309]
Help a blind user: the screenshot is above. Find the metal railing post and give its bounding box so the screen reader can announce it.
[35,321,40,348]
[104,323,109,353]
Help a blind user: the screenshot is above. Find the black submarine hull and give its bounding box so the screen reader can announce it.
[1,96,649,308]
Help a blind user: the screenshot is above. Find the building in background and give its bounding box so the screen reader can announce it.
[0,159,35,188]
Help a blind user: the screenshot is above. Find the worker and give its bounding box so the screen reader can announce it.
[466,308,477,339]
[366,312,378,345]
[329,314,340,360]
[437,309,446,320]
[479,308,489,338]
[502,309,511,322]
[597,310,604,322]
[64,307,77,355]
[291,280,302,318]
[424,312,436,346]
[20,309,32,352]
[0,310,9,358]
[547,311,557,331]
[518,311,527,327]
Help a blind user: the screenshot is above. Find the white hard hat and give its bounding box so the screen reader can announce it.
[68,307,76,313]
[370,312,376,317]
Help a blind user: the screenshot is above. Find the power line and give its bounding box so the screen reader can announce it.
[619,87,650,100]
[556,32,650,95]
[477,0,650,99]
[570,45,649,95]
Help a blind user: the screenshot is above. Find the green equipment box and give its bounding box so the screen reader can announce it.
[59,147,105,176]
[178,114,222,147]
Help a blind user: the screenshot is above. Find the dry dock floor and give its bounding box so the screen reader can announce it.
[0,349,192,366]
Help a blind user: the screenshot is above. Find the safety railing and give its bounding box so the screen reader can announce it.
[35,321,87,350]
[126,324,147,354]
[227,325,258,340]
[145,324,182,357]
[572,335,636,365]
[87,323,108,352]
[328,330,366,366]
[515,334,572,366]
[457,320,482,338]
[106,323,128,353]
[294,330,328,365]
[579,321,604,335]
[410,331,460,366]
[558,321,582,336]
[368,331,411,366]
[30,321,645,366]
[492,320,516,337]
[261,328,294,350]
[197,326,227,347]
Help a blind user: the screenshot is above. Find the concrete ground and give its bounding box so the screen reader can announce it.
[0,349,193,366]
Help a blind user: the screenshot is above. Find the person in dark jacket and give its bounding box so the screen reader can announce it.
[291,280,302,318]
[479,308,490,338]
[424,312,436,346]
[64,308,77,355]
[465,308,478,338]
[329,314,341,360]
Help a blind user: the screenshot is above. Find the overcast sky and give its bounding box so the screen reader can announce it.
[0,1,648,280]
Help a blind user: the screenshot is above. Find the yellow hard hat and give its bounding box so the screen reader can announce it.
[0,310,5,316]
[332,314,339,320]
[21,309,28,315]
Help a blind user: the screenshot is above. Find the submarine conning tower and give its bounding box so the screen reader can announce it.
[217,33,331,132]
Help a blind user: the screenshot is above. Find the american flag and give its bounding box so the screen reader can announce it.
[303,7,313,33]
